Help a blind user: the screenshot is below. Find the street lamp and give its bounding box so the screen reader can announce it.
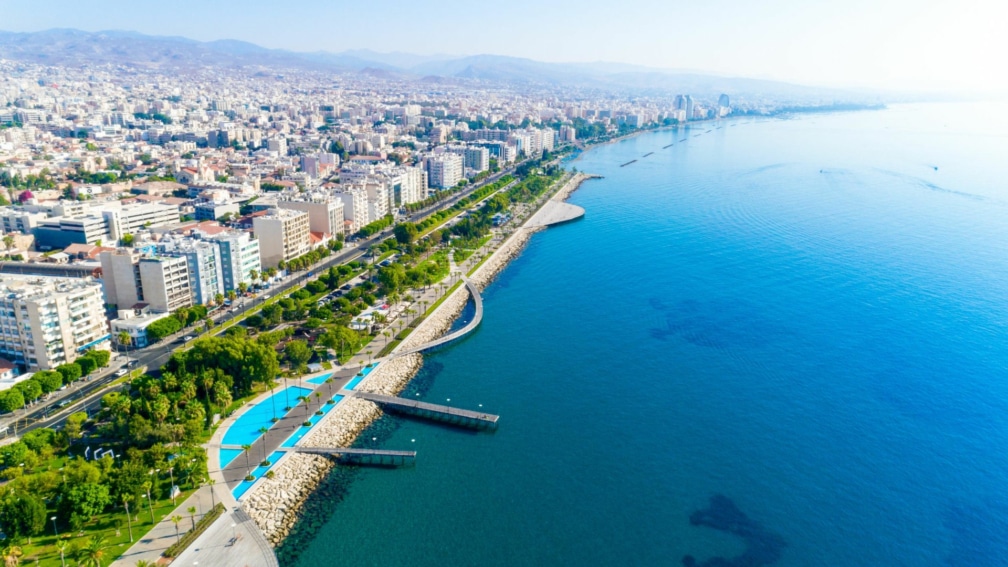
[51,515,58,537]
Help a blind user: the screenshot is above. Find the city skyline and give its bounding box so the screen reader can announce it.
[2,0,1004,95]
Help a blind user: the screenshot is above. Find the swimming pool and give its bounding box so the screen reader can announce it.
[232,450,287,500]
[306,373,332,385]
[221,386,312,447]
[345,363,378,390]
[280,394,344,448]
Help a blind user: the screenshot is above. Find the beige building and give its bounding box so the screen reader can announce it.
[99,249,143,309]
[0,275,109,370]
[138,256,193,313]
[278,195,345,238]
[253,208,311,268]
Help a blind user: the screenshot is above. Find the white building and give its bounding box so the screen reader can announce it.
[138,256,193,313]
[278,195,345,238]
[102,203,180,241]
[206,231,262,293]
[426,153,463,189]
[159,237,223,305]
[253,208,311,268]
[332,186,369,234]
[0,275,110,370]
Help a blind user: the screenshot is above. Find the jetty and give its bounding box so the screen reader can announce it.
[292,446,416,467]
[663,143,674,149]
[351,391,499,430]
[620,159,637,167]
[643,151,654,157]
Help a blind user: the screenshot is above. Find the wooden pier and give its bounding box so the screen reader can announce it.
[293,446,416,467]
[353,391,499,431]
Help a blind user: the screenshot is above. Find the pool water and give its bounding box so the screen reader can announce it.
[233,450,288,500]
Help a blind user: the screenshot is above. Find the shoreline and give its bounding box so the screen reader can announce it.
[240,171,596,548]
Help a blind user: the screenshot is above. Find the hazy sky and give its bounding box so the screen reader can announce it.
[2,0,1004,93]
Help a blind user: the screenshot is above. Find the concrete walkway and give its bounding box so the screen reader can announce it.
[110,485,218,567]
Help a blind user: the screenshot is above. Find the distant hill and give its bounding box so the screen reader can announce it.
[0,28,870,100]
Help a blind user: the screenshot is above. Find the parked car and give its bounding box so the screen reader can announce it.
[115,368,128,377]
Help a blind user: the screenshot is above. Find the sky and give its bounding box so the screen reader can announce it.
[1,0,1005,94]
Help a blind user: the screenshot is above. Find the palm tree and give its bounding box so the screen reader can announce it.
[135,560,156,567]
[1,543,22,567]
[55,539,68,567]
[123,495,134,542]
[257,426,269,464]
[170,515,183,544]
[75,535,107,567]
[227,290,237,302]
[207,477,216,510]
[187,506,197,531]
[214,293,224,306]
[240,443,254,476]
[117,331,132,364]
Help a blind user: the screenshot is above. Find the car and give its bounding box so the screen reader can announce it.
[114,368,128,377]
[341,284,352,291]
[127,359,138,368]
[183,335,195,342]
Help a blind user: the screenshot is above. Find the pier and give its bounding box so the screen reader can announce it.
[398,276,484,355]
[352,391,499,430]
[292,446,416,467]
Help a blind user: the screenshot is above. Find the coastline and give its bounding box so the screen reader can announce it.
[240,172,595,548]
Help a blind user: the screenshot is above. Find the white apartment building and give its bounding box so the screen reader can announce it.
[206,231,261,293]
[35,214,111,248]
[427,153,463,189]
[102,203,180,241]
[278,195,345,238]
[0,275,109,370]
[253,208,311,268]
[159,237,223,305]
[365,183,390,223]
[138,256,193,313]
[333,187,369,234]
[99,249,143,309]
[0,208,46,234]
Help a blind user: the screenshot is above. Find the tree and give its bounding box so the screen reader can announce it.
[34,370,63,394]
[1,544,22,567]
[120,233,134,246]
[0,388,24,412]
[394,222,419,245]
[86,349,111,368]
[284,340,312,374]
[187,505,197,531]
[76,355,98,377]
[75,534,108,567]
[2,235,14,254]
[146,316,183,343]
[55,363,82,384]
[241,444,252,479]
[0,494,46,541]
[64,411,88,441]
[58,482,111,531]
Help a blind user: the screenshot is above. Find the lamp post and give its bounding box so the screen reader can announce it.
[51,515,58,537]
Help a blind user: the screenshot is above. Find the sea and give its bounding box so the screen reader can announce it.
[285,102,1008,566]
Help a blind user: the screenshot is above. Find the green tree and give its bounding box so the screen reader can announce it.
[284,340,312,374]
[86,349,111,368]
[0,493,47,541]
[146,316,183,343]
[55,363,82,384]
[58,482,111,530]
[74,534,108,567]
[394,222,418,245]
[64,411,88,441]
[76,355,98,376]
[34,370,63,393]
[0,388,24,412]
[120,233,134,246]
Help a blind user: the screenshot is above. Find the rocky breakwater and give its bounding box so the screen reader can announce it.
[241,452,331,545]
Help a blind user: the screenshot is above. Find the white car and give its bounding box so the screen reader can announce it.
[115,368,128,377]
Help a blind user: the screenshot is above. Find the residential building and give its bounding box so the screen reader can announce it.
[207,231,261,293]
[0,209,46,234]
[102,203,180,241]
[35,214,111,248]
[0,274,109,370]
[138,256,193,313]
[278,195,345,237]
[332,186,369,234]
[109,307,173,348]
[99,249,143,309]
[194,200,241,221]
[159,237,223,305]
[427,153,463,189]
[252,208,310,268]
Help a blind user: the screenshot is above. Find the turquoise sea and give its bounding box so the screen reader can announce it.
[285,103,1008,566]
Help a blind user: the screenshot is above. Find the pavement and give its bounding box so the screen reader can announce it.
[109,485,219,567]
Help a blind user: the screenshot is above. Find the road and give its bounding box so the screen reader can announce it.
[0,163,519,441]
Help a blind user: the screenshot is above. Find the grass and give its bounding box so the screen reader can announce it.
[14,486,201,567]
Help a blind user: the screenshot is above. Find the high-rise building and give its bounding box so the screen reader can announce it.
[278,195,345,238]
[137,256,193,313]
[102,203,180,241]
[159,238,223,305]
[99,249,144,309]
[207,231,261,293]
[253,208,311,268]
[0,274,109,370]
[333,187,369,234]
[426,154,463,189]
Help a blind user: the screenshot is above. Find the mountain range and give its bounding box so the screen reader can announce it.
[0,29,870,100]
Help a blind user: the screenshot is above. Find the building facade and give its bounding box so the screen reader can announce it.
[252,208,310,268]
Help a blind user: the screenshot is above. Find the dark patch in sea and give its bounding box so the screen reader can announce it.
[648,298,786,349]
[943,499,1008,566]
[682,494,786,567]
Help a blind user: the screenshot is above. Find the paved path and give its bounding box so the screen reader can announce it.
[524,200,585,227]
[110,486,218,567]
[169,507,278,567]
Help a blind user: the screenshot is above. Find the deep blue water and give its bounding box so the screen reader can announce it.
[288,103,1008,566]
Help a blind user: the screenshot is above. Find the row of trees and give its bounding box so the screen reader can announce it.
[0,350,110,413]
